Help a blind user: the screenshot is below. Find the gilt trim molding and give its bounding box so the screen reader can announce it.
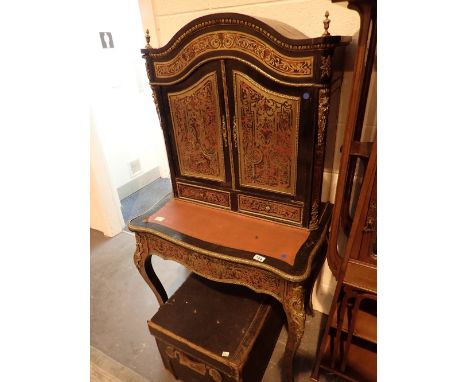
[153,31,313,79]
[128,217,328,282]
[145,17,343,58]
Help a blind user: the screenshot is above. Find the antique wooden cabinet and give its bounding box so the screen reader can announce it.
[142,13,350,229]
[134,13,351,382]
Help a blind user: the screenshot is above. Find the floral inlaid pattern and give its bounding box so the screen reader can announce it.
[234,71,300,195]
[154,31,313,79]
[320,55,331,79]
[168,72,226,182]
[238,194,302,223]
[144,233,283,299]
[317,88,330,147]
[177,182,231,208]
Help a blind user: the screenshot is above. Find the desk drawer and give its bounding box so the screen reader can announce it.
[177,182,231,209]
[237,194,303,225]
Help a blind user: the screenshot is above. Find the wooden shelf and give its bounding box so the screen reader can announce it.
[344,261,377,294]
[331,302,377,344]
[349,141,373,159]
[320,335,377,382]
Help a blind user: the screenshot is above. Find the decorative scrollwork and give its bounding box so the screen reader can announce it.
[232,116,238,148]
[153,31,313,79]
[134,234,145,269]
[144,234,283,300]
[146,17,340,57]
[284,283,306,338]
[238,194,302,224]
[234,71,300,196]
[177,182,231,208]
[317,88,330,147]
[320,55,331,79]
[309,200,320,230]
[167,72,226,182]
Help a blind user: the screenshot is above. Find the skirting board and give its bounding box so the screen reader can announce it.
[321,170,339,204]
[117,167,160,200]
[311,260,337,314]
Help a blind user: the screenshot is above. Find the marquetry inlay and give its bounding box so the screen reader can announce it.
[177,182,231,209]
[238,194,303,224]
[153,31,313,79]
[168,72,226,182]
[233,71,300,196]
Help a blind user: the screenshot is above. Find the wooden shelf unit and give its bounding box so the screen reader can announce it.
[320,337,377,382]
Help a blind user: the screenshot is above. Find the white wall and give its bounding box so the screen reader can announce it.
[90,116,125,236]
[89,0,170,193]
[143,0,358,46]
[137,0,377,314]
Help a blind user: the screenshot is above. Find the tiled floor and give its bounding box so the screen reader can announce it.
[91,228,343,381]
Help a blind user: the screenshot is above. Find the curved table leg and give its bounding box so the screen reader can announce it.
[282,283,306,382]
[134,233,168,306]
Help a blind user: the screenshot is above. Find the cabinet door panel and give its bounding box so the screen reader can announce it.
[232,71,301,196]
[166,71,227,183]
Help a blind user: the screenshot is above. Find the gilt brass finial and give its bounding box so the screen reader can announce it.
[322,11,330,36]
[145,29,152,49]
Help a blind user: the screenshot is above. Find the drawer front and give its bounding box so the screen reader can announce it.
[177,182,231,209]
[237,194,303,224]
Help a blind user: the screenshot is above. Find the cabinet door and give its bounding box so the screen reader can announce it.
[160,62,231,188]
[232,70,301,196]
[224,61,316,226]
[227,62,315,196]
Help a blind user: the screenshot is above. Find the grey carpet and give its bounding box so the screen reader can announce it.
[120,178,172,232]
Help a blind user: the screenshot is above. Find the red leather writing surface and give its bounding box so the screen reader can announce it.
[147,199,309,265]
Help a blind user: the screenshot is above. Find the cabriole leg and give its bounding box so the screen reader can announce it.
[133,233,168,306]
[282,283,306,382]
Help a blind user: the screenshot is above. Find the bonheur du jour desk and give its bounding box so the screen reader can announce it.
[130,12,349,381]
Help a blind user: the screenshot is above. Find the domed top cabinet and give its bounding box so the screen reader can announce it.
[133,13,351,382]
[142,13,350,229]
